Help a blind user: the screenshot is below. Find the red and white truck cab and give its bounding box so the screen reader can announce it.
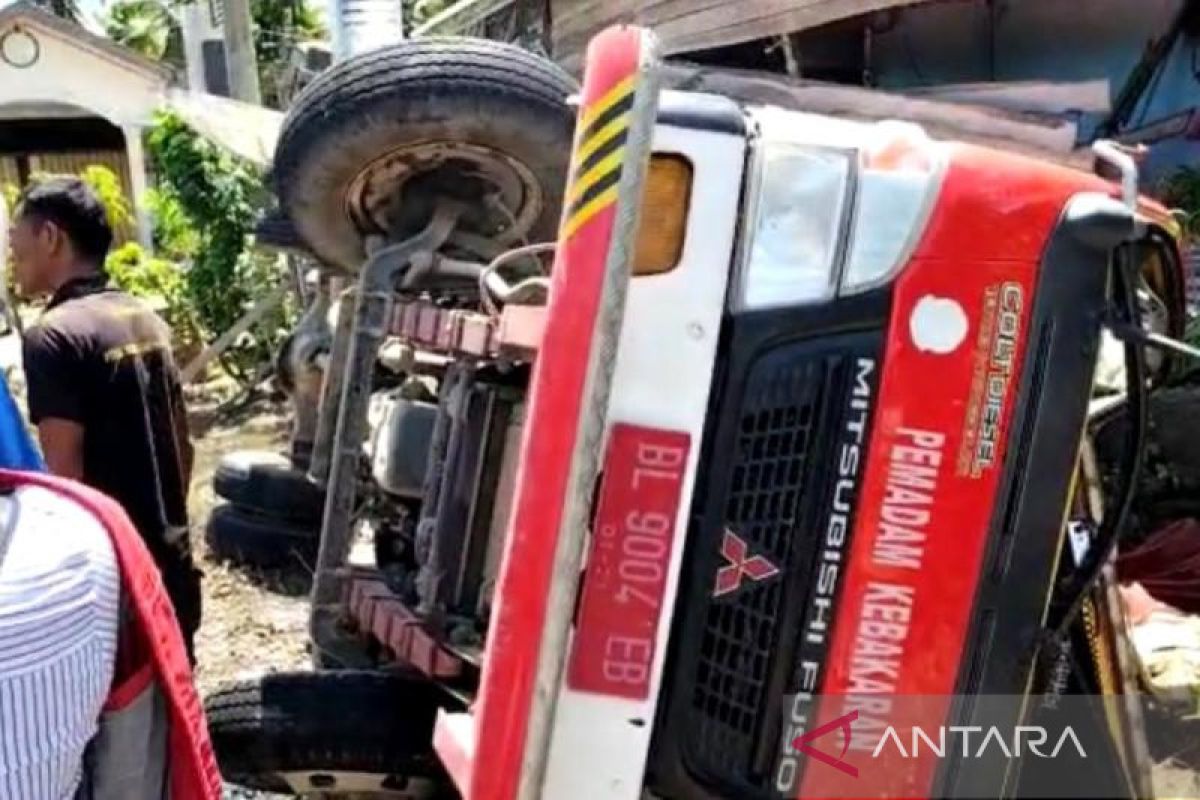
[207,22,1189,800]
[426,25,1178,800]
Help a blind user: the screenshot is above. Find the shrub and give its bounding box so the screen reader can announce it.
[146,111,295,382]
[1160,166,1200,239]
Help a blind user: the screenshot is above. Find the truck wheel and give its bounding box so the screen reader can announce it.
[205,670,451,796]
[213,449,325,525]
[206,503,318,569]
[273,37,577,272]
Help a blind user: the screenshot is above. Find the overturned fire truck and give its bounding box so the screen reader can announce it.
[204,24,1192,800]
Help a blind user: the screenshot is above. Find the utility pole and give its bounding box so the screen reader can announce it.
[223,0,262,104]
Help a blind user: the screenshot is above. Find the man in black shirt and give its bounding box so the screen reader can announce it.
[8,177,201,658]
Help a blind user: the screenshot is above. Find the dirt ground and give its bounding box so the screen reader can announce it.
[187,399,311,697]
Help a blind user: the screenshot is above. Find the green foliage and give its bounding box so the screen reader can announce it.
[1161,166,1200,238]
[104,242,199,346]
[254,0,325,63]
[105,242,182,306]
[79,166,134,231]
[103,0,313,96]
[146,110,294,380]
[104,0,182,65]
[144,187,200,258]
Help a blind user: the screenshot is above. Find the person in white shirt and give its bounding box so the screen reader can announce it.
[0,483,121,799]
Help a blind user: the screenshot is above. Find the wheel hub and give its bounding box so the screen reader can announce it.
[347,142,544,251]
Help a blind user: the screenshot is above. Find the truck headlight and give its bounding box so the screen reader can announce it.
[735,144,852,311]
[733,121,944,311]
[840,122,943,294]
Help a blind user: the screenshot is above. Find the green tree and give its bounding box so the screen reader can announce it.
[79,165,133,230]
[146,110,295,381]
[104,0,182,64]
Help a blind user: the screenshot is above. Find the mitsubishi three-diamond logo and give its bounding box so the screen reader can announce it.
[712,529,780,597]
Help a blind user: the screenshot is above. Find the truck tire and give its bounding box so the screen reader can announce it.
[213,450,325,525]
[273,37,577,272]
[205,670,450,795]
[206,503,318,569]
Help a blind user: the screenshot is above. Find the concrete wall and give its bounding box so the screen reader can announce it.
[0,22,166,126]
[865,0,1199,184]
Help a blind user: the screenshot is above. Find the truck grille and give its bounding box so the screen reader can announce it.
[686,356,824,787]
[648,328,883,800]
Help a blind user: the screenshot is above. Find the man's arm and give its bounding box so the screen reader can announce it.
[23,323,87,479]
[37,418,85,479]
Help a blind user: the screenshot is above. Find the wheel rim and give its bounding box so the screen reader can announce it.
[346,142,544,250]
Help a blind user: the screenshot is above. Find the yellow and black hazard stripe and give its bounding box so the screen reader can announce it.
[562,75,637,238]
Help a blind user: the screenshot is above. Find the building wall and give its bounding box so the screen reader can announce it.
[178,1,231,95]
[542,0,938,70]
[0,24,165,127]
[866,0,1200,184]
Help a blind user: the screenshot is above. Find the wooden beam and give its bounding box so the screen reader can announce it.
[550,0,933,66]
[181,282,290,384]
[413,0,515,35]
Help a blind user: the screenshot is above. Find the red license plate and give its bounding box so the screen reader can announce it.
[567,423,692,700]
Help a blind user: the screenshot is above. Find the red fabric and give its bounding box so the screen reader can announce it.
[103,663,155,712]
[0,470,222,800]
[1117,518,1200,615]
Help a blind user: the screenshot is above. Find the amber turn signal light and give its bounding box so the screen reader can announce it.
[633,154,693,276]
